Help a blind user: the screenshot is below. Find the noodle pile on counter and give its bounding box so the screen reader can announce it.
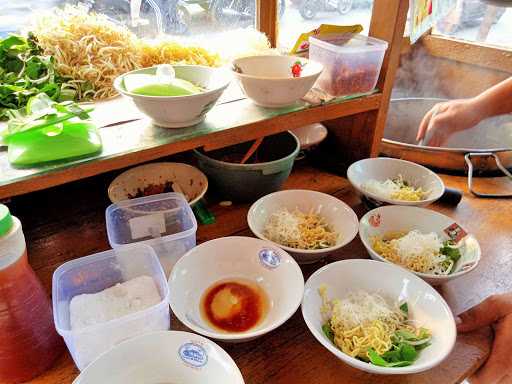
[319,287,431,366]
[263,208,338,250]
[30,5,141,100]
[29,5,221,100]
[139,39,220,68]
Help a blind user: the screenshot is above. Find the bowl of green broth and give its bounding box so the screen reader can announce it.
[114,65,231,128]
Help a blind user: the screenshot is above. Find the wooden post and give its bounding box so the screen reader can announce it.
[368,0,410,156]
[320,0,409,168]
[256,0,278,47]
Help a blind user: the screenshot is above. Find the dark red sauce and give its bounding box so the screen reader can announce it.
[201,280,268,333]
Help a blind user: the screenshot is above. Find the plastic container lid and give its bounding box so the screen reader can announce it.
[309,33,389,53]
[105,192,197,247]
[0,204,13,237]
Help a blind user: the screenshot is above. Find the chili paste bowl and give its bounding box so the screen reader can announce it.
[302,259,457,375]
[168,236,304,343]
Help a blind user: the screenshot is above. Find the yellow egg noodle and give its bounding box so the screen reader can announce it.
[264,208,338,250]
[371,230,457,275]
[29,5,220,100]
[362,174,428,201]
[319,287,429,362]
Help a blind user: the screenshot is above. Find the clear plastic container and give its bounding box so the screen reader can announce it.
[309,33,388,96]
[52,245,170,370]
[106,193,197,277]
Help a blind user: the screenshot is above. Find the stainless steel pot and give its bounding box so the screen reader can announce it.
[381,98,512,197]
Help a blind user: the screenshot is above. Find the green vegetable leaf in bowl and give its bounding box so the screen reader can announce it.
[322,323,335,344]
[441,240,462,263]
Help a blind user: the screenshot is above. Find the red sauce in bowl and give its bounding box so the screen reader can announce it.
[201,279,268,333]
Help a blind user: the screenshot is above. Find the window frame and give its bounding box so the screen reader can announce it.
[419,33,512,74]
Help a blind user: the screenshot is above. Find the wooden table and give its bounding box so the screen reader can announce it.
[10,161,512,384]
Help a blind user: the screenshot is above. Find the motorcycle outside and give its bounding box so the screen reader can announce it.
[299,0,353,20]
[211,0,286,27]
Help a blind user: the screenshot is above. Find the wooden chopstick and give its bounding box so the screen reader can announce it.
[240,137,264,164]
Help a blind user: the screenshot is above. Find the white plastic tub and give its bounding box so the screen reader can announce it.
[309,33,388,96]
[106,192,197,277]
[52,245,170,371]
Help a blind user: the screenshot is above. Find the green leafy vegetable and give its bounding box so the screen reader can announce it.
[399,302,408,316]
[365,327,432,368]
[441,240,462,264]
[0,33,77,120]
[322,323,335,344]
[368,348,412,367]
[395,329,418,341]
[399,343,418,361]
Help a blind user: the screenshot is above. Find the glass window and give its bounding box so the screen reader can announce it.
[433,0,511,48]
[278,0,375,52]
[0,0,259,41]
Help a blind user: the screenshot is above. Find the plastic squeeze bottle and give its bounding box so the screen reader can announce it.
[0,204,63,382]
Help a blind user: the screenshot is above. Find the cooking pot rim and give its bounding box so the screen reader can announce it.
[385,98,512,153]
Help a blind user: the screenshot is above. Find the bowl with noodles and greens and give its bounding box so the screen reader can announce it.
[302,259,456,374]
[359,205,481,285]
[347,158,444,208]
[247,189,359,264]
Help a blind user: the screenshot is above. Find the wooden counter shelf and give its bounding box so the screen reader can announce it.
[12,161,512,384]
[0,92,381,200]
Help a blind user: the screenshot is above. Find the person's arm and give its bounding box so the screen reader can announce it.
[458,293,512,384]
[473,77,512,120]
[416,77,512,146]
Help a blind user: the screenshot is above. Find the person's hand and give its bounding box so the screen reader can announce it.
[416,99,483,147]
[457,293,512,384]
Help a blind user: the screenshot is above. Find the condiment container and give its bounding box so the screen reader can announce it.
[0,204,64,383]
[52,244,170,370]
[309,33,388,96]
[106,192,197,277]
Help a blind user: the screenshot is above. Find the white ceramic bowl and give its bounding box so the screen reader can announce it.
[114,65,231,128]
[232,55,323,108]
[73,331,244,384]
[108,162,208,205]
[168,236,304,342]
[347,158,444,207]
[247,189,359,264]
[291,123,328,149]
[359,205,481,285]
[302,259,457,375]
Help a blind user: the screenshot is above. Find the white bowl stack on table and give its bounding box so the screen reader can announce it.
[302,259,457,375]
[247,189,359,264]
[347,157,445,208]
[114,65,231,128]
[168,236,304,342]
[231,55,323,108]
[359,205,481,285]
[73,331,245,384]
